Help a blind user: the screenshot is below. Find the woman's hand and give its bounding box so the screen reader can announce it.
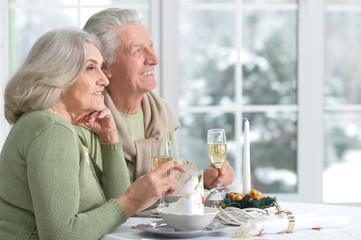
[165,163,186,195]
[117,161,185,217]
[77,107,118,143]
[204,160,235,190]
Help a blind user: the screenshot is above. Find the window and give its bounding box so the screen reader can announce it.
[8,0,150,74]
[0,0,152,146]
[324,0,361,203]
[177,0,298,194]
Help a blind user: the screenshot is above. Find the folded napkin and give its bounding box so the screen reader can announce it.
[169,171,204,215]
[175,174,199,197]
[233,212,349,238]
[175,158,199,195]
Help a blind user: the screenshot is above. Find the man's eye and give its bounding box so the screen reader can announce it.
[149,43,153,48]
[135,49,141,53]
[87,66,95,71]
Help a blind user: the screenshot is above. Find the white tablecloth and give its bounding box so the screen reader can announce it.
[101,202,361,239]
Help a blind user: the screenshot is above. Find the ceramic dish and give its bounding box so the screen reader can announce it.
[137,220,225,238]
[158,206,219,231]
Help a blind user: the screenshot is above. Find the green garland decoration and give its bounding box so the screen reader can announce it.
[220,194,278,209]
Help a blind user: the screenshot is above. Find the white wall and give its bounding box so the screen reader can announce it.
[0,1,11,148]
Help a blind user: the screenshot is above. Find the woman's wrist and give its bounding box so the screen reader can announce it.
[116,193,140,218]
[98,129,118,143]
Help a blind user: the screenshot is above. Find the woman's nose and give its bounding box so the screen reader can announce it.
[98,71,109,86]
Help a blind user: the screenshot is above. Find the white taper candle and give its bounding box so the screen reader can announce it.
[243,118,251,194]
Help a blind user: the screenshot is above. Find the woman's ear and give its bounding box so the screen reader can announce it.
[102,63,112,79]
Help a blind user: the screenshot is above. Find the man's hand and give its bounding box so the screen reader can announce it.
[204,160,235,190]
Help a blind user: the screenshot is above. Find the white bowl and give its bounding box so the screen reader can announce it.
[158,207,219,232]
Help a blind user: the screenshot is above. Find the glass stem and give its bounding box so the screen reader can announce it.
[159,192,168,208]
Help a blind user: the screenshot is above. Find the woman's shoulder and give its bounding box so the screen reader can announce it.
[5,110,77,150]
[73,124,97,143]
[20,109,67,123]
[16,110,74,134]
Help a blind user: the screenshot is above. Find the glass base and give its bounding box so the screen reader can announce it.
[211,183,229,193]
[151,194,168,213]
[156,201,169,208]
[150,205,168,213]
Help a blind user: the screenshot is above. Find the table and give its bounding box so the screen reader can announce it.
[101,202,361,239]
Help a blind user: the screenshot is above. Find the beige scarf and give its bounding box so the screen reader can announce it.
[104,89,180,183]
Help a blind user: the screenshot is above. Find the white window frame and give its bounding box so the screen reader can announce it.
[161,0,326,203]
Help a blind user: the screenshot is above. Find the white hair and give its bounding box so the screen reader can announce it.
[83,8,143,64]
[4,27,100,124]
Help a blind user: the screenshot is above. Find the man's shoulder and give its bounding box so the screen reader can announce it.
[146,91,171,108]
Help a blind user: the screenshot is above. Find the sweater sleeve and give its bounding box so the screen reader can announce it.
[100,143,130,200]
[27,124,126,240]
[75,125,130,199]
[75,124,104,170]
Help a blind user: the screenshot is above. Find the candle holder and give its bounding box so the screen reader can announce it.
[213,190,277,210]
[211,189,278,226]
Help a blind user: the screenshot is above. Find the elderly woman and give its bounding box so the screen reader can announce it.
[0,27,184,239]
[80,8,235,190]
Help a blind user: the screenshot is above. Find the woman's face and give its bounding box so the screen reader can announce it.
[60,43,109,120]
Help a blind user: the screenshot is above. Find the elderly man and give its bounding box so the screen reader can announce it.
[80,8,235,190]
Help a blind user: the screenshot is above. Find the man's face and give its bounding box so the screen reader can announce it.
[107,23,159,96]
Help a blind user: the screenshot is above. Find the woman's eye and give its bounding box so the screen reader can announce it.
[149,43,153,48]
[87,66,95,71]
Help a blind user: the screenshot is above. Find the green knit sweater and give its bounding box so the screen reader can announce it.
[0,110,130,239]
[75,109,178,178]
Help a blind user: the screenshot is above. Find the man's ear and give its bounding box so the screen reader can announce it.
[102,63,112,79]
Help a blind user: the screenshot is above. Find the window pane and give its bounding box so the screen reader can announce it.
[181,0,235,3]
[244,0,296,3]
[10,9,77,70]
[12,0,149,5]
[324,112,361,203]
[325,12,361,105]
[179,9,236,107]
[11,0,75,4]
[245,112,297,193]
[243,10,297,105]
[81,0,149,5]
[81,8,149,29]
[178,112,235,172]
[327,0,361,3]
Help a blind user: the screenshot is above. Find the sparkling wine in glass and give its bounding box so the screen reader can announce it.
[151,140,172,208]
[207,129,228,192]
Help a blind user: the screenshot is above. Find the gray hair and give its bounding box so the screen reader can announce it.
[4,27,100,124]
[83,8,143,64]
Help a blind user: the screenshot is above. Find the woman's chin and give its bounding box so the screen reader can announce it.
[91,103,106,112]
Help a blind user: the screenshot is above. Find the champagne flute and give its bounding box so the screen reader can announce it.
[151,140,172,208]
[207,129,228,192]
